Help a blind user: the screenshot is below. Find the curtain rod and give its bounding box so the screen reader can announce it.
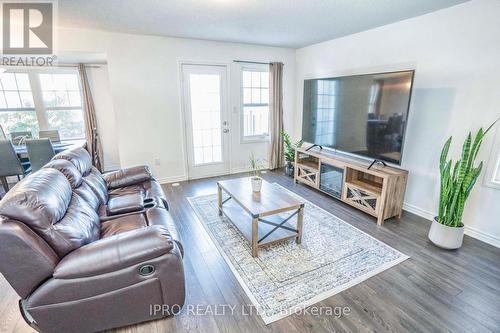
[56,63,106,68]
[0,63,105,69]
[234,60,283,65]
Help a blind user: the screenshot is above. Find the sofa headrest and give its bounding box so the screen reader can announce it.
[0,168,72,231]
[53,147,92,176]
[44,159,83,188]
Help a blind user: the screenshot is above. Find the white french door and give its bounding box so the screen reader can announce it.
[182,64,230,179]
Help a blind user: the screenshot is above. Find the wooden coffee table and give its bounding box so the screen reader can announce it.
[217,177,305,257]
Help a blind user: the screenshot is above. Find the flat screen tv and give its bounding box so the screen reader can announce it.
[302,70,414,165]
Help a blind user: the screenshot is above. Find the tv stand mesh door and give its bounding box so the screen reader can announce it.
[294,147,408,225]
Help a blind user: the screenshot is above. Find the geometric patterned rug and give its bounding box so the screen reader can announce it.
[187,183,409,324]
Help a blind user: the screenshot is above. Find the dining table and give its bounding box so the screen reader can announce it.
[14,139,87,158]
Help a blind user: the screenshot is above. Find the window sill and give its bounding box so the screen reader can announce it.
[241,136,270,144]
[484,178,500,190]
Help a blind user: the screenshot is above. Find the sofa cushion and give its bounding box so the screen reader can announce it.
[100,214,147,238]
[74,181,101,211]
[54,226,174,279]
[83,167,108,204]
[0,168,71,233]
[43,159,83,188]
[0,168,99,257]
[53,147,93,176]
[52,193,100,256]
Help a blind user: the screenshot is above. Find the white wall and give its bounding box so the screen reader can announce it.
[57,28,295,182]
[85,66,121,170]
[294,0,500,247]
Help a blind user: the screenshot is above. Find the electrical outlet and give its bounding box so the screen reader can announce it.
[154,158,161,166]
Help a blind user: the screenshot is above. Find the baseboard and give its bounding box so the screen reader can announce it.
[403,202,500,248]
[157,168,264,184]
[403,202,435,221]
[230,166,252,174]
[463,225,500,248]
[157,175,188,184]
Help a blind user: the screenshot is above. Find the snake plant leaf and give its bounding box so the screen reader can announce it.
[437,117,498,227]
[464,162,483,197]
[467,128,484,170]
[438,160,452,221]
[440,137,452,171]
[446,133,473,223]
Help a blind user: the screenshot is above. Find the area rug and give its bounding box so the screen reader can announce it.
[187,184,409,324]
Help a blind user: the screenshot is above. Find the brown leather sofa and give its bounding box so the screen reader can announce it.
[0,147,185,333]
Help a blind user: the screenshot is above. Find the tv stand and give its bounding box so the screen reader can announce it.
[368,159,387,170]
[305,144,323,151]
[294,147,408,225]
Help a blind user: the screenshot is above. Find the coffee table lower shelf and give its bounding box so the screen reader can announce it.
[219,200,300,255]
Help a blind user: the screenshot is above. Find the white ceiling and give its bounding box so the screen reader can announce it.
[58,0,469,48]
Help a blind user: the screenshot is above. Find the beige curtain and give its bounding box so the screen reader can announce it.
[269,62,284,170]
[78,63,103,172]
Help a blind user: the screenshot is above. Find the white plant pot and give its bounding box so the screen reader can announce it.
[428,217,464,250]
[251,177,262,192]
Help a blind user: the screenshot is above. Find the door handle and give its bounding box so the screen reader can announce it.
[223,128,230,133]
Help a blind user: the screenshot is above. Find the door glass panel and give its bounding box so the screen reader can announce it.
[189,74,222,165]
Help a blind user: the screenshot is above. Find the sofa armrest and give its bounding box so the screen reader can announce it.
[103,165,153,189]
[54,226,174,279]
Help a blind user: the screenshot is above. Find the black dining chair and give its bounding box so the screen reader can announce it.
[0,140,31,192]
[26,138,55,172]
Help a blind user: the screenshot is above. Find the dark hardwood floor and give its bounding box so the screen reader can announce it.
[1,170,499,332]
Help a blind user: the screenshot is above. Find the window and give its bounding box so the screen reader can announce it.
[494,159,500,183]
[0,70,85,141]
[189,73,223,165]
[485,127,500,189]
[0,73,39,135]
[241,67,269,141]
[39,73,85,140]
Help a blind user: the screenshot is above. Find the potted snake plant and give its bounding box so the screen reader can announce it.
[429,118,498,249]
[281,131,303,177]
[249,153,265,192]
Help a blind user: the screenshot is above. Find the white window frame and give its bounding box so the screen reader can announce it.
[0,67,85,141]
[240,65,270,143]
[484,126,500,190]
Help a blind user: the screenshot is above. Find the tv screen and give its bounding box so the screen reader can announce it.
[302,70,414,165]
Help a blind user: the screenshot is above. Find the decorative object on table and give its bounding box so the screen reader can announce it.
[249,153,265,192]
[10,130,32,145]
[188,184,408,324]
[281,131,302,177]
[429,118,499,249]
